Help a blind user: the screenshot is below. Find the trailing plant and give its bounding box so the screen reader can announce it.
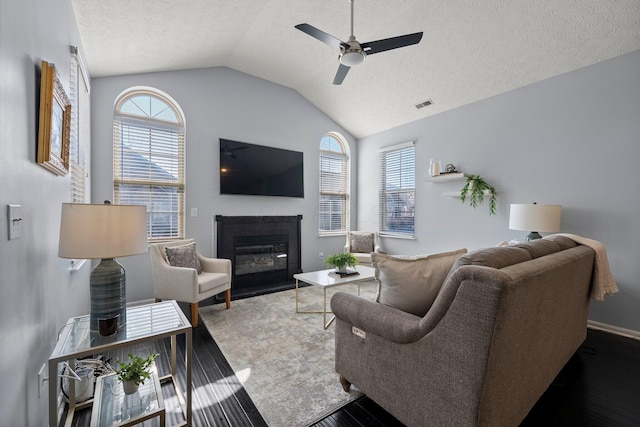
[115,353,158,386]
[460,175,497,216]
[325,252,359,269]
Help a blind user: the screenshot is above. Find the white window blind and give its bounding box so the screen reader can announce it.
[319,134,349,234]
[379,141,415,237]
[113,91,185,241]
[69,47,90,203]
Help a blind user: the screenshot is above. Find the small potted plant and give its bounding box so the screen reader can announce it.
[115,353,158,395]
[326,252,359,273]
[460,174,497,216]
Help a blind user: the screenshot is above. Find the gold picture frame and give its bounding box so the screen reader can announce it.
[37,60,71,175]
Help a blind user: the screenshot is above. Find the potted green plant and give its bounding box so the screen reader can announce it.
[460,175,497,216]
[115,353,158,395]
[325,252,359,273]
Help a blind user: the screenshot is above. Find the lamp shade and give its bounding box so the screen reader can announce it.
[509,204,562,233]
[58,203,148,259]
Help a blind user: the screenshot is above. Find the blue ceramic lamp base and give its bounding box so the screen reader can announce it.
[526,231,543,241]
[90,258,127,335]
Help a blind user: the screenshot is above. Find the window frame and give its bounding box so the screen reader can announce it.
[318,133,350,235]
[112,88,186,242]
[378,141,416,238]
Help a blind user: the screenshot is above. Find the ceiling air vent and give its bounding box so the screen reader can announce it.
[415,99,433,109]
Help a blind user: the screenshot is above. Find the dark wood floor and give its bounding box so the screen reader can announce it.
[64,305,640,427]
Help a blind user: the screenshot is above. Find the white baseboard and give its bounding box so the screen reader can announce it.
[588,320,640,340]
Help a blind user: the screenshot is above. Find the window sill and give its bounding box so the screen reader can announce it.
[379,233,415,240]
[69,259,88,271]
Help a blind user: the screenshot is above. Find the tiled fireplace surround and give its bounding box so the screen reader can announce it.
[215,215,303,299]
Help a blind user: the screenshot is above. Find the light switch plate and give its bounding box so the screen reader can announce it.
[8,204,22,240]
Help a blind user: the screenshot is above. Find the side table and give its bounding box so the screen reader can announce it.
[49,301,191,426]
[90,364,165,427]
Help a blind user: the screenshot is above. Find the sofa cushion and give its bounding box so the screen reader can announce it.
[514,239,564,258]
[165,242,202,273]
[452,246,532,271]
[543,234,577,251]
[350,232,374,253]
[372,248,467,317]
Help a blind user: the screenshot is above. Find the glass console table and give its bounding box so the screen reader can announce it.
[48,301,192,427]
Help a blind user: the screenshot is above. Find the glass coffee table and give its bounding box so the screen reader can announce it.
[294,265,375,329]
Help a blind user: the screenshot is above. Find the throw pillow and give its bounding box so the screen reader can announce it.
[165,243,202,274]
[372,248,467,317]
[350,233,374,253]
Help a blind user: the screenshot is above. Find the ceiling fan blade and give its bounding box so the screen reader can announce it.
[295,23,349,50]
[333,64,351,85]
[361,32,423,55]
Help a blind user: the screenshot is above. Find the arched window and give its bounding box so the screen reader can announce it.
[113,88,185,240]
[319,133,350,234]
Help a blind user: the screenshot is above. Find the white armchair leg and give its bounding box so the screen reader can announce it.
[225,289,231,309]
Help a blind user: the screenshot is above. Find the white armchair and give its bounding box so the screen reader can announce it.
[149,239,231,327]
[344,231,381,266]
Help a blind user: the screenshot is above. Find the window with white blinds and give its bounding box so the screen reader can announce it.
[379,141,415,237]
[113,90,185,241]
[319,133,349,234]
[69,47,90,203]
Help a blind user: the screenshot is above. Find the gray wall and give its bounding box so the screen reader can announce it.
[90,67,357,302]
[357,50,640,332]
[0,0,90,424]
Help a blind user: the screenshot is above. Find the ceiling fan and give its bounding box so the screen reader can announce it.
[295,0,423,85]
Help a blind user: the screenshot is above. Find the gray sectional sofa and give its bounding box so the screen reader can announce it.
[331,235,596,426]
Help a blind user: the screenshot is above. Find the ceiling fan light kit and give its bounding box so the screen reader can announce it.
[295,0,423,85]
[340,49,365,67]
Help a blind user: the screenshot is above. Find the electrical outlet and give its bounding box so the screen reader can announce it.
[191,207,198,217]
[38,363,47,398]
[319,252,324,260]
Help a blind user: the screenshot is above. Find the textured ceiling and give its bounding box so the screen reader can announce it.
[71,0,640,138]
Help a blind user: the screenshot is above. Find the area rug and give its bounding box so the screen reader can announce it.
[199,281,378,426]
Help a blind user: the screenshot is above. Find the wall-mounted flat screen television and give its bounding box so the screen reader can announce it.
[219,138,304,198]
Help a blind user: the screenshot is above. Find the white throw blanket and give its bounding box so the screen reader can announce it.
[545,233,619,301]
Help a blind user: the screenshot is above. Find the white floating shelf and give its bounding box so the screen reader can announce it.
[443,189,493,198]
[425,172,467,182]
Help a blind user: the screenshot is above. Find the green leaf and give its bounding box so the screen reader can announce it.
[115,353,158,386]
[460,175,497,216]
[325,252,359,268]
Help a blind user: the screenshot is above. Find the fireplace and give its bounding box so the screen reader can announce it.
[216,215,302,298]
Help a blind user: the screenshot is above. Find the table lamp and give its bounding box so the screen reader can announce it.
[509,203,562,241]
[58,202,148,335]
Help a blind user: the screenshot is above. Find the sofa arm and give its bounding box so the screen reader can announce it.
[152,262,199,301]
[198,254,232,277]
[330,292,425,344]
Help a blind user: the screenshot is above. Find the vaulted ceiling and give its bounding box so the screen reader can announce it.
[72,0,640,138]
